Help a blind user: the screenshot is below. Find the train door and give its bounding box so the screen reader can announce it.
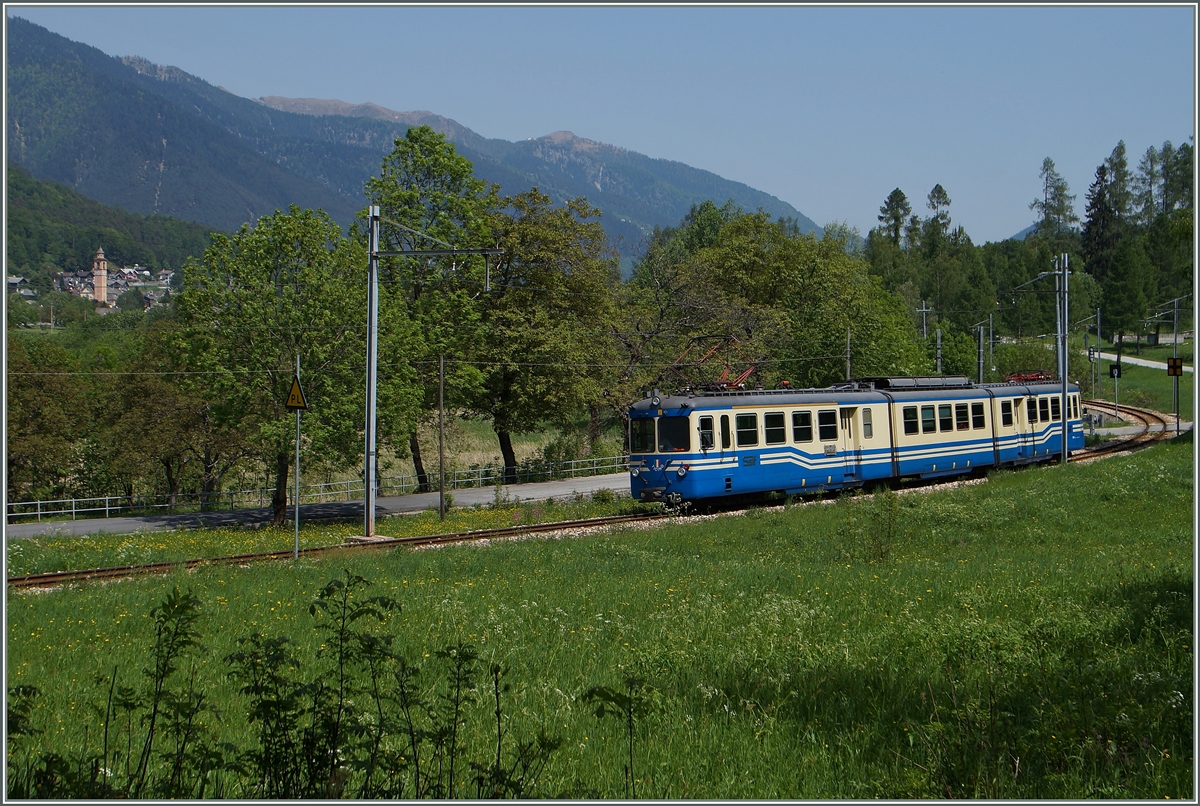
[839,407,861,482]
[1017,395,1036,460]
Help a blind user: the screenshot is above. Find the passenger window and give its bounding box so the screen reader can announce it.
[1013,399,1022,423]
[818,410,838,442]
[921,405,936,434]
[1027,397,1038,424]
[764,412,786,445]
[903,406,918,436]
[954,403,969,431]
[971,402,985,429]
[699,416,714,450]
[1039,398,1049,423]
[862,407,873,439]
[1001,400,1013,427]
[736,413,758,447]
[793,411,813,442]
[939,404,953,432]
[720,415,731,449]
[630,419,655,454]
[1050,397,1061,421]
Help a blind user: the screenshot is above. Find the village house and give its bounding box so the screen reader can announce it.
[54,248,164,309]
[7,275,35,298]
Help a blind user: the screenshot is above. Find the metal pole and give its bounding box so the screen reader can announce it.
[364,206,380,537]
[439,354,446,520]
[845,326,851,381]
[295,355,301,559]
[989,313,994,367]
[1097,307,1102,402]
[919,300,930,339]
[1060,254,1069,465]
[936,329,942,374]
[977,324,984,384]
[1174,297,1180,434]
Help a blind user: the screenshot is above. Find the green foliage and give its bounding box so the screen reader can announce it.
[475,189,619,479]
[7,293,39,327]
[5,336,87,500]
[175,205,416,525]
[116,288,147,314]
[364,125,495,488]
[7,443,1192,798]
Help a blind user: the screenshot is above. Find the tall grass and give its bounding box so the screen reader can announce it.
[7,441,1192,798]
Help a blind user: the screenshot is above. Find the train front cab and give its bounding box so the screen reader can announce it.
[628,407,713,504]
[628,393,892,503]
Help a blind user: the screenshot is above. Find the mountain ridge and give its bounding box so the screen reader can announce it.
[6,16,821,254]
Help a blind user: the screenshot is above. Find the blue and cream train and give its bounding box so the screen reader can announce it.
[627,376,1085,504]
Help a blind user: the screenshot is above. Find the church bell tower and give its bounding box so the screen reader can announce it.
[93,247,108,305]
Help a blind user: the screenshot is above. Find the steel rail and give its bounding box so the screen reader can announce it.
[1076,400,1172,459]
[6,513,669,590]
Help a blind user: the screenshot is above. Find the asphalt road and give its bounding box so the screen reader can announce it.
[5,473,632,540]
[1094,351,1193,373]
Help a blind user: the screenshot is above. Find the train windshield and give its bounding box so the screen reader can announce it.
[630,419,655,454]
[657,417,690,452]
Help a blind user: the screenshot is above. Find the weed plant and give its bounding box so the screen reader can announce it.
[7,442,1192,798]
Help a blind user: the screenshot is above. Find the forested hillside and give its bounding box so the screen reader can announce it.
[7,16,819,248]
[5,17,361,232]
[6,163,219,293]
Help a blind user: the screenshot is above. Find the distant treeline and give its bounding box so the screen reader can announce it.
[863,140,1193,347]
[6,128,1193,524]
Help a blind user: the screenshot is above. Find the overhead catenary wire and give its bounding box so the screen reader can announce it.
[7,353,903,378]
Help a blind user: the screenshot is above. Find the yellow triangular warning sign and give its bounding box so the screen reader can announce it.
[286,375,308,410]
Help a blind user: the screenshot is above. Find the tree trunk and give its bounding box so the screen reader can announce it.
[200,448,221,512]
[161,457,185,510]
[410,432,430,494]
[498,430,518,484]
[272,451,289,527]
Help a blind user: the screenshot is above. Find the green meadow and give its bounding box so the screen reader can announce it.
[6,439,1192,799]
[5,492,647,577]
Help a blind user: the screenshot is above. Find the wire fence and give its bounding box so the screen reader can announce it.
[5,455,630,525]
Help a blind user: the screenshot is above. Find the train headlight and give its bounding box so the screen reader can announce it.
[630,466,640,478]
[676,464,688,478]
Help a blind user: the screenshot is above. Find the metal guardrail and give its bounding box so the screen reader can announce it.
[5,455,630,524]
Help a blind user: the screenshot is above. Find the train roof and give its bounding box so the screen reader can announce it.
[628,376,1080,413]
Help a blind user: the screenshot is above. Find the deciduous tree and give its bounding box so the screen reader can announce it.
[176,206,402,526]
[473,190,619,481]
[365,125,496,491]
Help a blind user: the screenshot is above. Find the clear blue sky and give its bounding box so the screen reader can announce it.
[7,5,1196,243]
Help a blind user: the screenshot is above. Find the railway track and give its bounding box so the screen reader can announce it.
[11,404,1180,591]
[6,513,669,590]
[1076,400,1176,460]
